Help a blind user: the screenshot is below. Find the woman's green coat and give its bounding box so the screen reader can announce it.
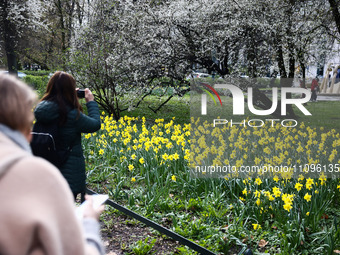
[34,100,101,194]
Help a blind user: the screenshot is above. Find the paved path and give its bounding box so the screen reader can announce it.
[316,94,340,101]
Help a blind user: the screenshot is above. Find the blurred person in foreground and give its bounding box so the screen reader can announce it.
[0,73,105,255]
[34,71,101,201]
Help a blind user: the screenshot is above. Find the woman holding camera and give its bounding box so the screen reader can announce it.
[34,71,101,201]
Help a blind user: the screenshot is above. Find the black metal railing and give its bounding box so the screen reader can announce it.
[86,188,216,255]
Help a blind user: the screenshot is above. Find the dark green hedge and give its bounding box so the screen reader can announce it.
[21,70,52,76]
[23,75,49,97]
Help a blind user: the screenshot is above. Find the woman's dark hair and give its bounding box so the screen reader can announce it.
[41,71,83,124]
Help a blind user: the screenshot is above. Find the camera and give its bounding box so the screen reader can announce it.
[77,89,85,98]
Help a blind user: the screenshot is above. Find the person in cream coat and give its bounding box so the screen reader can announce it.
[0,73,104,255]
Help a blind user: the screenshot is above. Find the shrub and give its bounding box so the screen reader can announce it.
[21,70,51,76]
[23,75,49,97]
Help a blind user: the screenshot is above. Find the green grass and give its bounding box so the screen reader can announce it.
[120,95,190,125]
[296,101,340,131]
[190,92,340,131]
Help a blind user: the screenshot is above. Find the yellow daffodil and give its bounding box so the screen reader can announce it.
[171,175,176,182]
[283,203,292,212]
[252,223,261,230]
[255,178,262,185]
[256,198,261,206]
[295,182,303,192]
[139,157,145,164]
[304,193,312,202]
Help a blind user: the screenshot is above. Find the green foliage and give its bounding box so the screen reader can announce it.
[21,70,51,76]
[120,95,190,126]
[85,110,340,254]
[129,237,157,255]
[175,246,197,254]
[23,75,49,97]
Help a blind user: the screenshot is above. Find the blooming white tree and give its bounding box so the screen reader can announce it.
[0,0,90,71]
[0,0,48,73]
[70,0,192,118]
[67,0,337,117]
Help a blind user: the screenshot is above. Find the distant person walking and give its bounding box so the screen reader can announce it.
[311,77,319,102]
[34,71,101,201]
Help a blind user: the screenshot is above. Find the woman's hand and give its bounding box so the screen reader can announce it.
[82,195,105,220]
[84,88,94,103]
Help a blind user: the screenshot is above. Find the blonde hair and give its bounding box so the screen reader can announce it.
[0,74,37,131]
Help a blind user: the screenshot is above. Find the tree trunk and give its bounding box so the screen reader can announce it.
[0,0,18,75]
[274,34,295,116]
[329,0,340,35]
[222,42,230,76]
[275,37,287,78]
[56,0,66,68]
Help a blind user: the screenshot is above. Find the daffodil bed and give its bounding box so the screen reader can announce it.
[83,113,340,254]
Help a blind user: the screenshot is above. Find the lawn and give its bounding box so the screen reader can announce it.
[120,94,190,126]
